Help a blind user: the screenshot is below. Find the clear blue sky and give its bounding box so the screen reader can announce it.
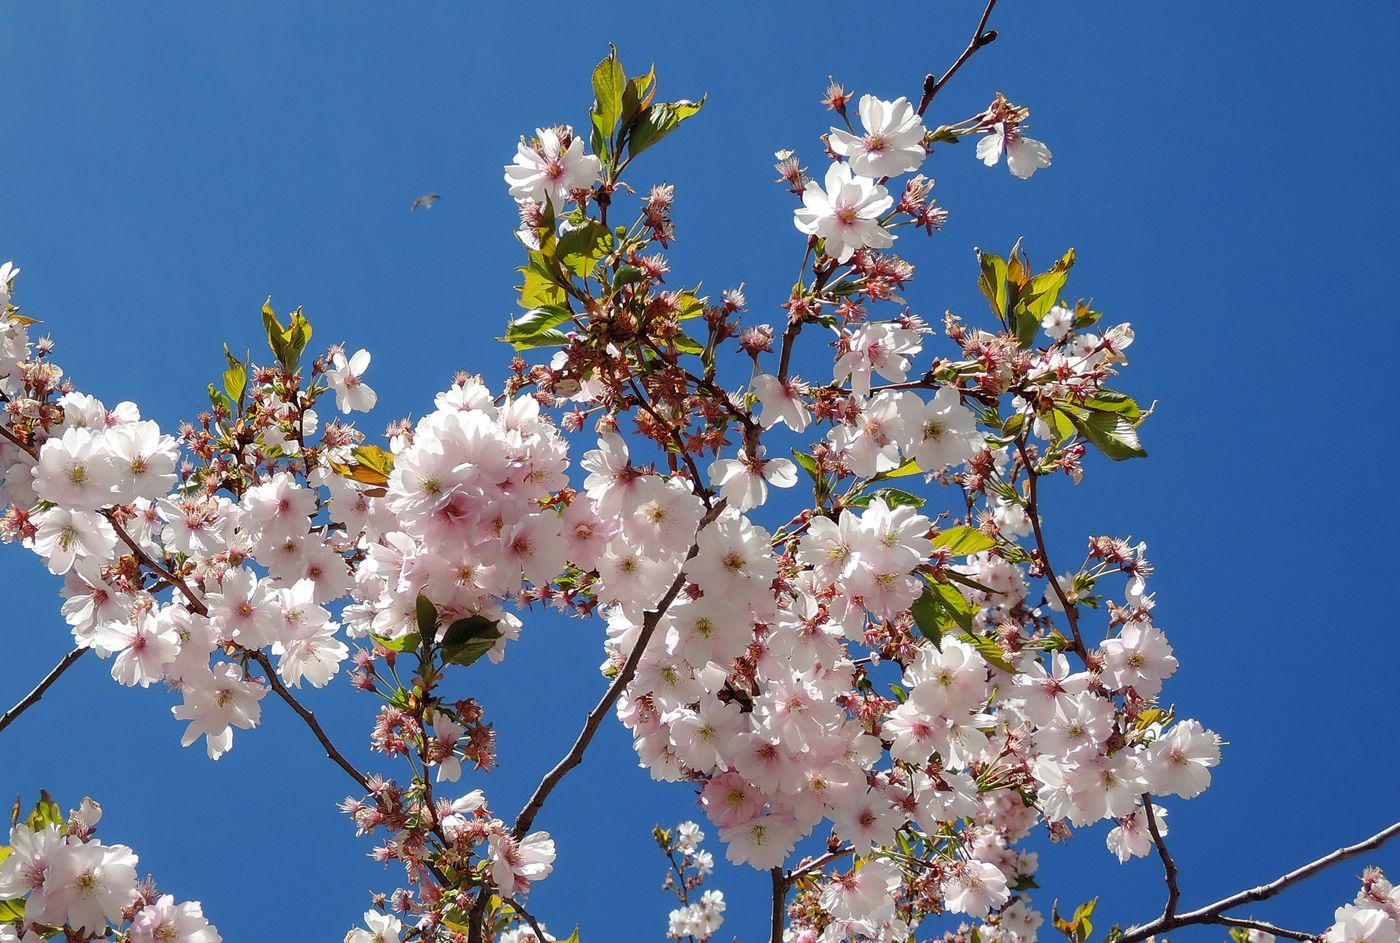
[3,1,1398,940]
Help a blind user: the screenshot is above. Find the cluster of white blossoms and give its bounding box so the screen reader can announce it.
[342,374,570,654]
[0,797,220,943]
[660,822,726,942]
[1323,869,1400,943]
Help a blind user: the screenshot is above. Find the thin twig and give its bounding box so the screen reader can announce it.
[1205,916,1319,943]
[1014,436,1087,657]
[784,845,856,887]
[104,510,209,616]
[1142,794,1180,920]
[0,647,86,735]
[505,897,550,943]
[250,651,369,792]
[512,501,727,840]
[916,0,1000,117]
[1118,820,1400,943]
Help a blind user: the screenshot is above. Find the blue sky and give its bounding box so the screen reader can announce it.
[3,1,1398,940]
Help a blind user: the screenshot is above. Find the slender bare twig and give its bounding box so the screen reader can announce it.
[916,0,1000,116]
[0,647,86,735]
[1206,916,1319,943]
[512,501,727,840]
[250,651,369,792]
[784,845,856,887]
[103,509,209,616]
[505,897,550,943]
[1118,820,1400,943]
[1142,794,1180,920]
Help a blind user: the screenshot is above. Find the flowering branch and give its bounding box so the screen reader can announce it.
[1015,435,1089,657]
[1118,819,1400,943]
[769,867,785,943]
[0,645,86,735]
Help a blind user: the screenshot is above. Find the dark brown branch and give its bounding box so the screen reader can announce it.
[916,0,1000,117]
[250,651,369,792]
[1014,436,1088,658]
[1142,794,1180,920]
[0,647,86,735]
[770,867,786,943]
[1118,820,1400,943]
[512,501,727,840]
[505,897,550,943]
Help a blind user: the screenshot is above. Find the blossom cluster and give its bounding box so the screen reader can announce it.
[0,795,219,943]
[655,822,726,942]
[1323,869,1400,943]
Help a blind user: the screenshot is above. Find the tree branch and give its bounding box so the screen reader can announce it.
[250,650,369,792]
[1117,820,1400,943]
[511,501,727,840]
[1014,436,1088,658]
[1142,794,1180,920]
[1206,916,1319,943]
[0,646,86,735]
[916,0,1000,116]
[770,867,786,943]
[505,897,550,943]
[784,845,856,887]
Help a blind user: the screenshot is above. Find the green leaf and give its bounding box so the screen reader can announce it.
[207,384,232,415]
[439,615,502,668]
[351,444,395,481]
[627,96,706,159]
[0,897,23,920]
[975,249,1009,324]
[517,259,566,311]
[506,305,574,349]
[260,298,312,371]
[611,264,645,291]
[557,221,613,278]
[371,632,420,654]
[25,791,63,831]
[507,328,571,350]
[619,66,656,134]
[1063,406,1147,461]
[888,683,908,703]
[910,587,945,648]
[415,595,439,638]
[791,450,819,481]
[956,632,1016,673]
[873,458,922,480]
[1012,247,1074,347]
[932,525,996,556]
[866,487,925,509]
[222,364,246,407]
[1082,389,1143,420]
[589,46,626,159]
[671,333,704,356]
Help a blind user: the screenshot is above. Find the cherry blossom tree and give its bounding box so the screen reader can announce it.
[2,4,1397,943]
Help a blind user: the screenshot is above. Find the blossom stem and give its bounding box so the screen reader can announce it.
[511,501,727,840]
[1117,819,1400,943]
[0,646,86,736]
[916,0,1000,117]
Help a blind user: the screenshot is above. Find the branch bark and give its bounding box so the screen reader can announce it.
[916,0,1000,116]
[0,646,86,735]
[1118,820,1400,943]
[1142,794,1180,920]
[511,500,727,840]
[250,650,370,792]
